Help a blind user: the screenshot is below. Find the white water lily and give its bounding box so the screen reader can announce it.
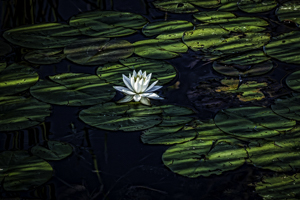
[113,70,163,106]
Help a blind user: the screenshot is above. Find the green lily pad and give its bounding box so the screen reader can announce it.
[79,102,162,131]
[69,10,148,37]
[141,125,197,145]
[133,39,188,59]
[286,70,300,92]
[142,20,194,39]
[162,139,246,178]
[97,57,176,85]
[193,11,236,23]
[64,37,134,65]
[218,1,239,11]
[0,62,6,72]
[256,174,300,200]
[214,106,296,138]
[0,62,39,97]
[264,31,300,65]
[238,0,277,13]
[30,73,115,106]
[158,104,195,126]
[0,96,51,131]
[24,49,65,64]
[152,0,199,13]
[247,140,300,172]
[3,23,81,49]
[271,96,300,121]
[213,60,273,77]
[0,40,12,56]
[183,24,229,51]
[31,141,73,161]
[0,151,53,191]
[276,0,300,26]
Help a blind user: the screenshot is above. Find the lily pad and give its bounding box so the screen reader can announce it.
[218,1,239,11]
[213,60,273,77]
[3,23,81,49]
[79,102,162,131]
[0,96,51,131]
[286,70,300,92]
[152,0,199,13]
[142,20,194,39]
[141,125,197,145]
[256,173,300,200]
[0,62,6,72]
[64,37,134,65]
[30,73,115,106]
[0,151,53,191]
[97,57,176,85]
[133,39,188,59]
[271,96,300,121]
[0,40,12,56]
[69,10,148,37]
[162,139,246,177]
[238,0,277,13]
[193,11,236,23]
[276,0,300,26]
[158,104,195,126]
[31,141,73,161]
[24,49,65,64]
[0,62,39,97]
[214,106,296,138]
[264,31,300,65]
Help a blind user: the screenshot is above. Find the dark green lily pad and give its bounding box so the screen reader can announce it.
[264,31,300,65]
[141,125,197,145]
[158,104,195,126]
[133,39,188,59]
[79,102,162,131]
[0,151,53,191]
[256,173,300,200]
[162,139,246,177]
[218,1,239,11]
[64,37,134,65]
[97,57,176,85]
[0,62,6,72]
[193,11,236,23]
[24,49,65,64]
[214,106,296,139]
[271,96,300,121]
[69,10,148,37]
[213,60,273,77]
[152,0,199,13]
[0,96,51,131]
[142,20,194,39]
[0,62,39,97]
[3,23,81,49]
[30,73,115,106]
[0,40,12,56]
[276,0,300,26]
[286,70,300,92]
[31,141,73,161]
[238,0,277,13]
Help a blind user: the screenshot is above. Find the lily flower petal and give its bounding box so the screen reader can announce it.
[140,93,163,100]
[145,85,163,93]
[133,70,137,78]
[133,94,141,102]
[144,80,158,92]
[134,77,140,93]
[122,74,134,91]
[140,97,151,106]
[117,95,134,103]
[113,86,136,95]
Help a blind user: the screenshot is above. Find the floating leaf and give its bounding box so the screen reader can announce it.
[0,62,39,97]
[152,0,199,13]
[97,57,176,85]
[0,62,6,72]
[0,151,53,191]
[30,73,115,106]
[286,70,300,92]
[193,11,236,23]
[133,39,188,59]
[214,106,296,138]
[31,141,73,161]
[0,96,51,131]
[276,0,300,26]
[162,139,246,177]
[218,1,239,11]
[142,20,194,39]
[213,60,273,77]
[271,96,300,121]
[256,173,300,200]
[264,31,300,65]
[159,104,195,126]
[3,23,81,49]
[238,0,277,13]
[69,10,148,37]
[79,102,162,131]
[141,125,197,145]
[24,49,65,64]
[0,40,12,56]
[64,37,134,65]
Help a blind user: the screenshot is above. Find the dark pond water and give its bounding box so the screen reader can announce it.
[1,0,300,199]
